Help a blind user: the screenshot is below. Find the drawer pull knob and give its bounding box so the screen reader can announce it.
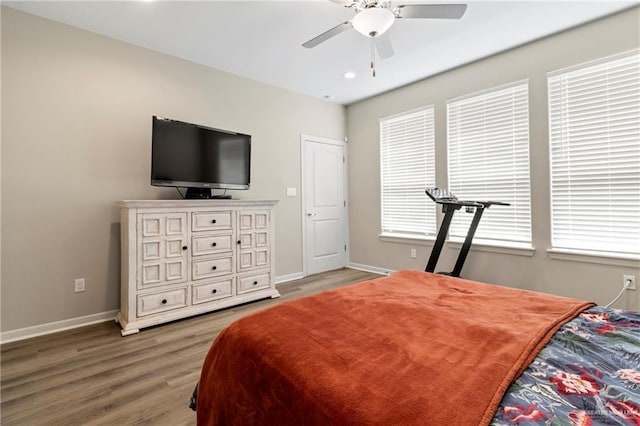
[237,240,241,245]
[161,299,167,305]
[212,289,217,294]
[212,242,217,247]
[182,246,188,250]
[212,266,217,270]
[211,219,217,224]
[253,281,258,285]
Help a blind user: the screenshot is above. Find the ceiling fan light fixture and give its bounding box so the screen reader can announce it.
[352,7,395,37]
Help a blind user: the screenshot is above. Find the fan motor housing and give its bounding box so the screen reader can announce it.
[355,0,390,11]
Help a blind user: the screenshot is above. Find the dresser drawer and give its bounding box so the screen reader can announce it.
[192,211,232,232]
[192,233,233,256]
[192,278,233,304]
[137,287,188,317]
[237,272,270,294]
[192,255,233,280]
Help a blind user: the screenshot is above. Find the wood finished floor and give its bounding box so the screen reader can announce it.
[0,268,381,425]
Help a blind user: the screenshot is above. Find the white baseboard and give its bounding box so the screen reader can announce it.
[275,265,391,285]
[275,272,305,285]
[1,268,385,344]
[0,310,118,345]
[348,262,394,276]
[1,273,303,344]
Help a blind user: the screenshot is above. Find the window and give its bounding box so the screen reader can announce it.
[380,106,436,237]
[447,81,532,247]
[548,50,640,258]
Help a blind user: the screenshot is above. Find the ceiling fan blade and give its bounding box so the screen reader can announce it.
[375,33,395,59]
[395,4,467,19]
[302,21,352,48]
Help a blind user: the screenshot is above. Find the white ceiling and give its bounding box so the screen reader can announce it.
[5,0,637,105]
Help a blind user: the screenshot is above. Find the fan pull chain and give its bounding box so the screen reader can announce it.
[370,37,376,77]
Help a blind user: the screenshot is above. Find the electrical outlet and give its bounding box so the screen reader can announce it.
[411,248,417,259]
[623,275,636,291]
[75,278,86,293]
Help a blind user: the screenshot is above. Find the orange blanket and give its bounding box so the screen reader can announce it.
[197,271,594,425]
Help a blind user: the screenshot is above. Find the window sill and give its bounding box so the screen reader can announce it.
[446,240,535,257]
[378,232,435,246]
[547,249,640,268]
[380,233,535,256]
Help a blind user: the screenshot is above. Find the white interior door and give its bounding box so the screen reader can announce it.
[302,135,347,275]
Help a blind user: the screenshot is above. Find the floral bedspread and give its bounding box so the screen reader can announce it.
[491,306,640,425]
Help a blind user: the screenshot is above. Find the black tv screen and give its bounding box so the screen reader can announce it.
[151,116,251,196]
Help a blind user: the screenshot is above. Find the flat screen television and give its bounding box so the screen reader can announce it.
[151,116,251,199]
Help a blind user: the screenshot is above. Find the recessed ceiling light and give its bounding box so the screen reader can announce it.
[344,72,356,79]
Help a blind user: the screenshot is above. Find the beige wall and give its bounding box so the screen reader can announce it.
[347,8,640,310]
[1,7,346,331]
[2,6,639,334]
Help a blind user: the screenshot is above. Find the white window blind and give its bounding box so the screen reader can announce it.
[380,106,436,236]
[447,81,532,246]
[548,50,640,257]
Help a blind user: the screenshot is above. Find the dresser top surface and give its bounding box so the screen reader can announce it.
[117,199,279,209]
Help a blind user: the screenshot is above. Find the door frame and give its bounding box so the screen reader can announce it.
[300,134,349,277]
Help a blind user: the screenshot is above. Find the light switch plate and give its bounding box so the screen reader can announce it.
[286,187,297,197]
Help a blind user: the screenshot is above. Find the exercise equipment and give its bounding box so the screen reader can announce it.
[424,187,509,277]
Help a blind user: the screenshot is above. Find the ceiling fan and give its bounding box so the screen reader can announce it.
[302,0,467,76]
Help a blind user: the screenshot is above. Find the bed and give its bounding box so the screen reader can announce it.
[194,271,640,425]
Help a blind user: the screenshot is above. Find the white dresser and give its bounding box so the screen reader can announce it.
[116,199,279,336]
